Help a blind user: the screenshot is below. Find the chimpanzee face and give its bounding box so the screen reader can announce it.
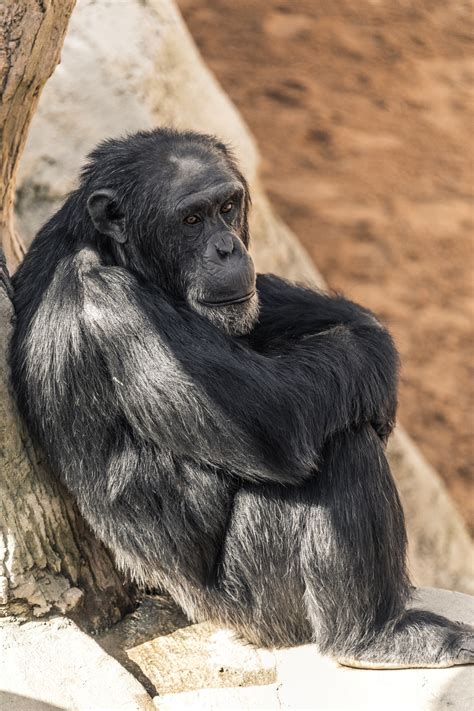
[86,135,259,336]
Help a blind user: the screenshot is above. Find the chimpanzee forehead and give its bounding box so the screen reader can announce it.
[167,153,236,198]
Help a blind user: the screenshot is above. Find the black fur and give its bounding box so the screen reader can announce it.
[10,128,473,667]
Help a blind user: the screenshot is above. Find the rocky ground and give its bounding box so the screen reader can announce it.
[2,589,472,710]
[177,0,474,532]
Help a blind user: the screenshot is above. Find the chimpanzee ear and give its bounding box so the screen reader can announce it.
[86,189,127,244]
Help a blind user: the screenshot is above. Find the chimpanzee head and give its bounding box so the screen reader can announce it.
[82,128,258,335]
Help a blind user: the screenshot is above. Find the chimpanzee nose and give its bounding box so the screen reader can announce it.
[214,233,235,258]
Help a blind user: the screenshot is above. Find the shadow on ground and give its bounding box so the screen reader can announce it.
[0,692,63,711]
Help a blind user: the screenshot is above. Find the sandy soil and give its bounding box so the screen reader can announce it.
[178,0,474,531]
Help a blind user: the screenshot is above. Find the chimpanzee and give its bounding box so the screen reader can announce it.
[10,128,473,667]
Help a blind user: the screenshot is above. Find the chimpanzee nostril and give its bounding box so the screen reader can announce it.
[214,234,235,257]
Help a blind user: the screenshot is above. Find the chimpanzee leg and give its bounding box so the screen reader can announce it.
[206,482,312,648]
[300,426,474,668]
[182,426,472,666]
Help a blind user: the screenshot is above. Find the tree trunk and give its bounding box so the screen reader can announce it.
[0,1,135,629]
[0,0,73,269]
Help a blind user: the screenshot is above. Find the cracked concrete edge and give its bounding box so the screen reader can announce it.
[0,616,155,711]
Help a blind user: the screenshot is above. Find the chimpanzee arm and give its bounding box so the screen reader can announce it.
[249,274,398,440]
[78,261,396,485]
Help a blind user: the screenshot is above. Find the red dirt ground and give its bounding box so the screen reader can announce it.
[178,0,474,531]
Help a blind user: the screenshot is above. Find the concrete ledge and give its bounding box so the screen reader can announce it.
[154,588,474,711]
[0,616,154,711]
[1,589,472,710]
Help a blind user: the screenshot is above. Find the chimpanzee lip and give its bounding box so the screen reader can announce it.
[200,290,256,307]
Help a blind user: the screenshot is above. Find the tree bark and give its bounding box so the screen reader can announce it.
[0,0,74,269]
[0,1,135,629]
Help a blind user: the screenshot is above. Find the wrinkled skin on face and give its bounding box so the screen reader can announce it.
[86,134,259,336]
[165,154,259,336]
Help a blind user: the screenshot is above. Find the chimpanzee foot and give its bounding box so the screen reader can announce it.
[336,610,474,670]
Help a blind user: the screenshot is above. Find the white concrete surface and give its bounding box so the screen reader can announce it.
[0,616,154,711]
[156,588,474,711]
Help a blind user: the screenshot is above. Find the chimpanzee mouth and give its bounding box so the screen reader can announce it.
[200,291,256,307]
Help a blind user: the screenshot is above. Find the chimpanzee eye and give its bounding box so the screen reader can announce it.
[184,214,201,225]
[220,201,234,214]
